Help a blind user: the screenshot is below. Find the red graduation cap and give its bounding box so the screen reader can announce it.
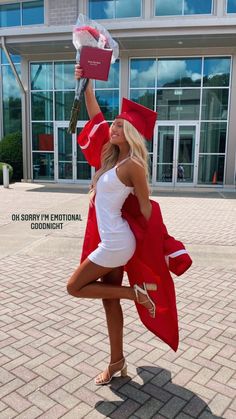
[116,98,157,140]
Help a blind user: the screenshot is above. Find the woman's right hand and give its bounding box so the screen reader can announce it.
[74,64,83,80]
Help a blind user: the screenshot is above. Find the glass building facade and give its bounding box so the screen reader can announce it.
[129,56,231,185]
[0,50,22,136]
[155,0,213,16]
[0,0,235,188]
[89,0,142,19]
[0,1,44,27]
[30,60,120,181]
[227,0,236,13]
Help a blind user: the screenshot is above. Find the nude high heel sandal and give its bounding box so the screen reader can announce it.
[94,358,128,386]
[133,283,157,318]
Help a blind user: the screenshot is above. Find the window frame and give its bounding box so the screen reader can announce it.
[128,55,232,186]
[226,0,236,14]
[88,0,143,20]
[0,0,44,28]
[154,0,214,17]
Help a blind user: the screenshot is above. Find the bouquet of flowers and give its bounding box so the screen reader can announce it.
[68,14,119,134]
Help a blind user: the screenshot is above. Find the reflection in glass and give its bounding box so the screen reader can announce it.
[157,58,201,87]
[130,59,156,88]
[155,0,212,15]
[2,65,22,135]
[77,129,91,180]
[89,0,141,19]
[2,65,21,99]
[227,0,236,13]
[58,128,72,179]
[31,92,53,121]
[203,57,231,87]
[184,0,212,14]
[200,122,226,154]
[155,0,182,15]
[1,50,21,64]
[116,0,141,18]
[130,89,155,111]
[33,152,54,180]
[89,0,114,19]
[95,90,119,119]
[157,126,174,182]
[31,63,53,90]
[22,1,44,25]
[156,89,200,120]
[0,3,20,27]
[32,123,54,151]
[95,61,119,89]
[55,62,75,90]
[201,89,228,121]
[55,91,75,121]
[198,155,225,184]
[177,126,195,183]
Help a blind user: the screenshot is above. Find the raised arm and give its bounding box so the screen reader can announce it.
[75,64,110,169]
[75,64,100,119]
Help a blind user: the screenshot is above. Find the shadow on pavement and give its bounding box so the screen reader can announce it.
[24,184,236,199]
[26,185,89,194]
[95,366,222,419]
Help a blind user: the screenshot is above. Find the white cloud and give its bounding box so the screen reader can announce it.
[158,60,201,85]
[131,61,156,86]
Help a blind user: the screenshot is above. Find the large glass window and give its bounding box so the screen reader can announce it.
[31,63,53,91]
[30,60,120,181]
[155,0,212,16]
[157,58,201,87]
[156,89,200,120]
[129,56,231,186]
[131,59,156,88]
[198,155,225,185]
[31,92,53,121]
[22,1,44,25]
[95,60,120,119]
[130,89,155,111]
[33,152,54,180]
[0,1,44,27]
[227,0,236,13]
[89,0,141,19]
[201,89,229,121]
[203,57,231,87]
[0,3,20,27]
[1,53,22,136]
[200,123,226,154]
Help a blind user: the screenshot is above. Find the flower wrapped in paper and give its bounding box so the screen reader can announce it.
[68,14,119,134]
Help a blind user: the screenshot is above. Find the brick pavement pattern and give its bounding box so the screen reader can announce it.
[0,183,236,419]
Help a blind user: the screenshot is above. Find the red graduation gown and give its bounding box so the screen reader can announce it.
[78,113,192,352]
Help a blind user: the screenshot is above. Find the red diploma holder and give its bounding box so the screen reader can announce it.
[80,46,113,81]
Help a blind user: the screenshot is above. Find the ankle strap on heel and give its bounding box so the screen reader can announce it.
[109,357,125,367]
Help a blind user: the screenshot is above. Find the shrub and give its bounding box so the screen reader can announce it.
[0,162,13,184]
[0,132,23,181]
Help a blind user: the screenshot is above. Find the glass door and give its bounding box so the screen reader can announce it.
[57,127,74,180]
[156,125,176,183]
[55,123,92,183]
[176,125,196,184]
[155,123,198,186]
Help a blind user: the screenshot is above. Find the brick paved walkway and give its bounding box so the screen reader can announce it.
[0,183,235,419]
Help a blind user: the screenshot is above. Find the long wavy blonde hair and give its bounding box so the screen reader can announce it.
[90,119,150,196]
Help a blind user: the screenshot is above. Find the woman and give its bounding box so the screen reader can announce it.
[67,65,158,385]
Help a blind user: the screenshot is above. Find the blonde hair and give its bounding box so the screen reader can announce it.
[90,119,150,196]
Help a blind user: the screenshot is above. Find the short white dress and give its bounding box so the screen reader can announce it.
[88,158,136,267]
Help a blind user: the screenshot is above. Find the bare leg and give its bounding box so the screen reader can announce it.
[67,258,135,301]
[94,267,125,384]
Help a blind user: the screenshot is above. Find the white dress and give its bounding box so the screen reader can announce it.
[88,158,136,267]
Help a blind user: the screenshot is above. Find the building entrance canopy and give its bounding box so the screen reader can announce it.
[1,23,236,55]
